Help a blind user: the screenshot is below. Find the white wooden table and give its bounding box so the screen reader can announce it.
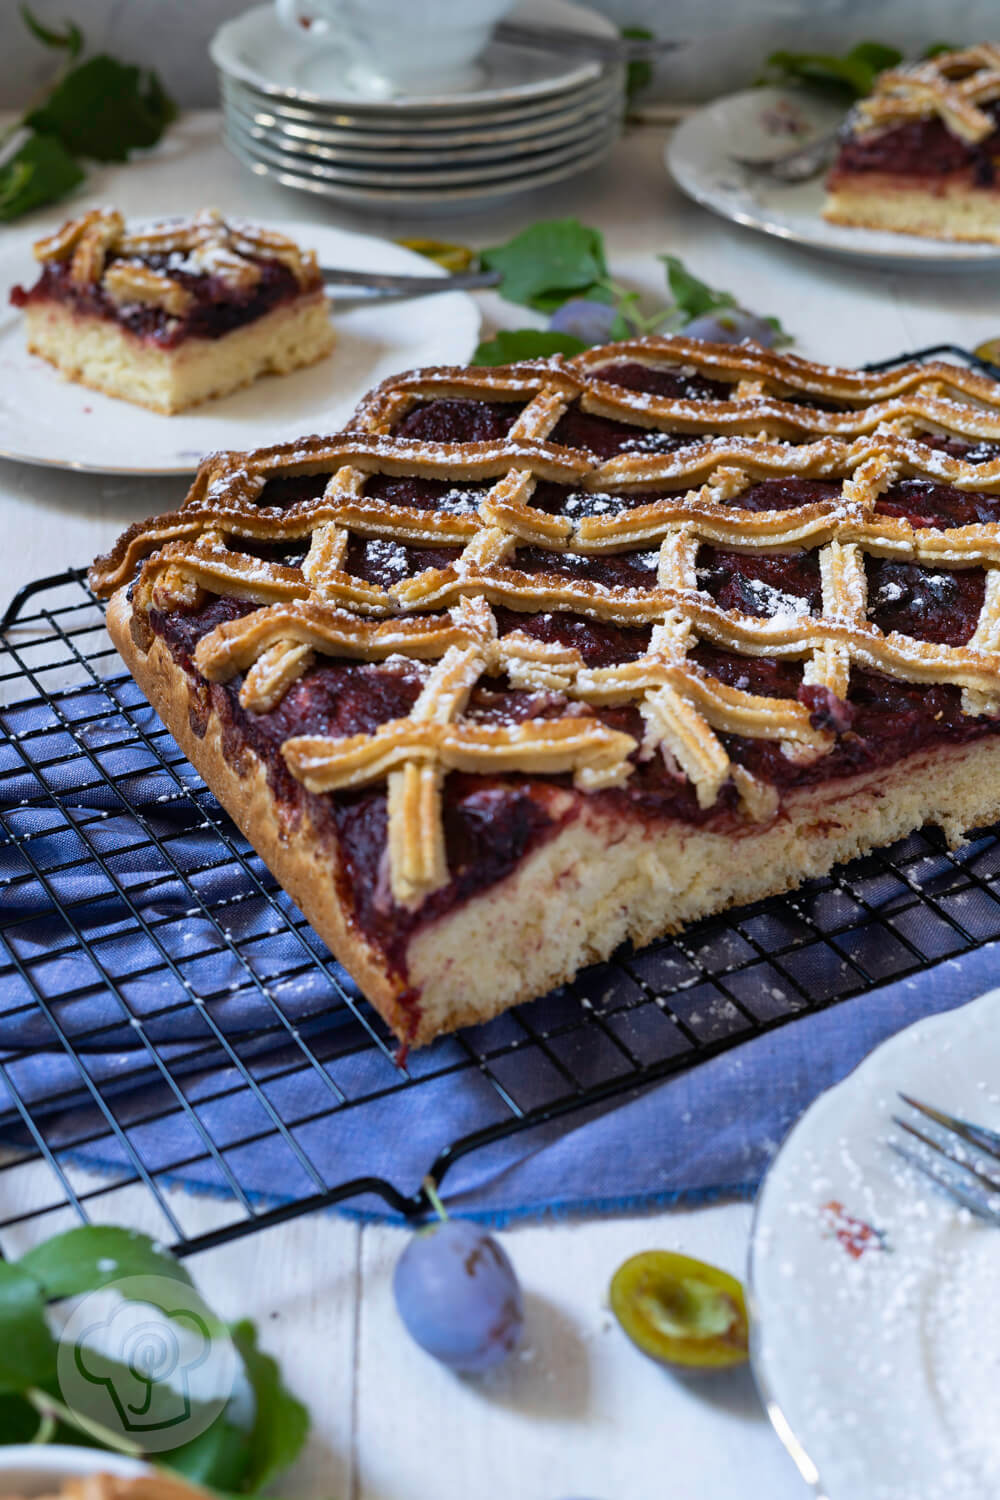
[1,111,995,1500]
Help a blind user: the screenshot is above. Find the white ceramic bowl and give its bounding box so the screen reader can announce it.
[0,1447,150,1496]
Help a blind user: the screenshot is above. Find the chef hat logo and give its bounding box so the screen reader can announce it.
[57,1275,238,1452]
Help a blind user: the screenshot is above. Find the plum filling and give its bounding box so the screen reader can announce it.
[875,477,1000,528]
[550,402,697,458]
[698,547,822,616]
[729,478,842,512]
[493,606,650,666]
[728,672,998,788]
[363,474,486,514]
[394,399,521,443]
[147,518,1000,974]
[10,252,312,348]
[913,434,1000,464]
[257,474,330,510]
[868,559,986,645]
[511,545,659,590]
[344,537,461,588]
[589,360,731,402]
[833,101,1000,183]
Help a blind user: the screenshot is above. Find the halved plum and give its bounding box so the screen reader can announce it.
[609,1251,749,1370]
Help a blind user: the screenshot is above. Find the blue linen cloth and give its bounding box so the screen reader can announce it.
[3,676,999,1222]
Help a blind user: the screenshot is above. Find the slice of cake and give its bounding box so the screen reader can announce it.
[89,338,1000,1047]
[9,208,335,414]
[824,44,1000,242]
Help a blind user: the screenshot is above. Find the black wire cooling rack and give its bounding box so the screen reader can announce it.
[4,343,1000,1260]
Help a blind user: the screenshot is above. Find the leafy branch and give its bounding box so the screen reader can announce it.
[0,6,176,222]
[411,218,790,365]
[759,38,958,99]
[0,1226,308,1496]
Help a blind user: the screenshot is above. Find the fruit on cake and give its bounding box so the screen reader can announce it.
[89,337,1000,1046]
[824,44,1000,242]
[9,208,334,414]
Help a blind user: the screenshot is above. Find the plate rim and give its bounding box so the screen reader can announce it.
[666,86,1000,268]
[218,63,620,132]
[746,984,1000,1498]
[227,107,622,185]
[210,0,615,113]
[0,216,480,476]
[220,76,621,150]
[224,118,620,204]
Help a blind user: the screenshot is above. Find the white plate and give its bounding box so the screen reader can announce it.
[227,108,622,186]
[667,87,1000,269]
[221,78,621,157]
[220,71,620,143]
[0,219,480,476]
[750,985,1000,1500]
[210,0,613,111]
[225,122,619,212]
[0,1445,149,1494]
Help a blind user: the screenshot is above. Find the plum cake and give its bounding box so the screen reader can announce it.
[89,337,1000,1045]
[824,44,1000,242]
[10,208,334,414]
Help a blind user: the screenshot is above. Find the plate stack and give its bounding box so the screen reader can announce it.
[211,0,625,214]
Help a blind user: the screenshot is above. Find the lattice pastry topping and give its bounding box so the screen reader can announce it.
[31,207,320,314]
[92,338,1000,916]
[849,44,1000,145]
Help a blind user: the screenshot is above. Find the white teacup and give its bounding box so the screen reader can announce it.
[275,0,515,99]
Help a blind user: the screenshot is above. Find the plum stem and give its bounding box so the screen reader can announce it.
[421,1175,449,1223]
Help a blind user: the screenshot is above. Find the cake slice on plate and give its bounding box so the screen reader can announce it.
[89,337,1000,1046]
[10,208,335,414]
[824,44,1000,242]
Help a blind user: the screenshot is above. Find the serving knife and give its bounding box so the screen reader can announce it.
[320,266,502,304]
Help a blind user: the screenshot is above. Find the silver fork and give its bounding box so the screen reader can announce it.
[729,127,841,184]
[889,1093,1000,1224]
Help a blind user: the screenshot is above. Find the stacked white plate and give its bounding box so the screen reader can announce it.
[211,0,625,213]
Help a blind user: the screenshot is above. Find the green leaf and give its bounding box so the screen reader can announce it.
[923,40,957,59]
[0,131,84,221]
[660,255,737,321]
[763,313,793,348]
[761,40,902,98]
[847,41,904,75]
[621,25,654,107]
[164,1418,252,1492]
[21,1226,194,1301]
[26,54,177,162]
[21,4,83,57]
[230,1321,309,1494]
[471,329,588,365]
[0,1261,58,1391]
[480,218,609,311]
[0,1389,51,1443]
